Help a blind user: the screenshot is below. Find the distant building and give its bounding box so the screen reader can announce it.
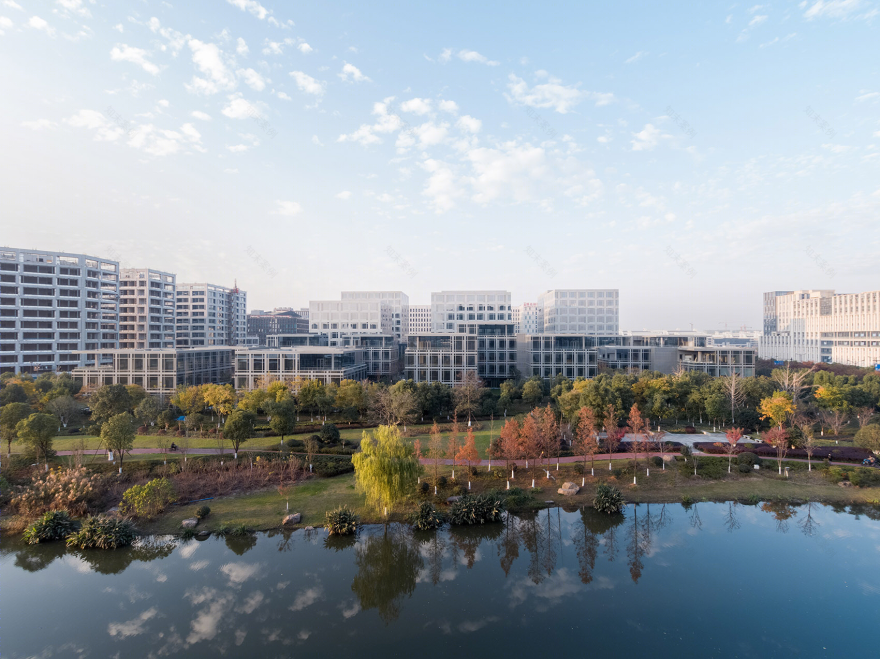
[310,291,409,345]
[408,304,431,335]
[175,282,247,347]
[512,302,540,334]
[538,289,619,334]
[0,247,119,374]
[247,308,307,345]
[430,290,513,332]
[118,268,176,349]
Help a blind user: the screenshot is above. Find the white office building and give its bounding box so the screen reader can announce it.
[0,248,119,374]
[310,291,408,345]
[341,291,409,339]
[760,289,880,366]
[118,268,176,349]
[513,302,540,334]
[175,283,247,347]
[430,290,513,332]
[408,304,431,335]
[538,289,619,334]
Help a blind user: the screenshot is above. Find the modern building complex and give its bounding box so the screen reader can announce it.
[175,283,247,348]
[341,291,409,340]
[537,289,619,334]
[760,289,880,367]
[118,268,176,349]
[430,290,514,332]
[247,308,307,345]
[233,346,368,390]
[0,248,119,374]
[309,291,408,344]
[512,302,540,334]
[408,304,432,335]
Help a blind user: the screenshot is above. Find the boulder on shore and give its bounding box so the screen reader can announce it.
[557,482,580,496]
[446,496,461,504]
[283,513,302,525]
[182,518,199,529]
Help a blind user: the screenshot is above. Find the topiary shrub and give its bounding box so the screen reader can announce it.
[449,493,504,525]
[324,506,359,535]
[319,423,341,444]
[418,481,430,495]
[593,483,625,515]
[738,462,753,474]
[492,469,507,480]
[66,516,136,549]
[410,501,445,531]
[738,451,761,467]
[195,505,211,520]
[23,510,79,545]
[437,476,448,488]
[685,426,696,434]
[651,456,663,467]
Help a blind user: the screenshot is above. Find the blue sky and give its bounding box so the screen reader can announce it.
[1,0,878,330]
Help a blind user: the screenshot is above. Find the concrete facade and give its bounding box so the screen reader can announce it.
[119,268,176,349]
[175,283,247,348]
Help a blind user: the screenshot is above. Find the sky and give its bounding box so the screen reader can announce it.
[1,0,878,332]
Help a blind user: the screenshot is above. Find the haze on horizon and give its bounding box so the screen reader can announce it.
[1,0,877,331]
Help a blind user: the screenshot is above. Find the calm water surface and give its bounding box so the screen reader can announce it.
[2,502,880,658]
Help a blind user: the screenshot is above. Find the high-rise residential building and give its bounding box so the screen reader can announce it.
[0,247,119,374]
[430,290,513,332]
[537,289,619,334]
[247,308,307,345]
[513,302,540,334]
[118,268,176,349]
[408,304,431,335]
[760,289,880,366]
[175,283,247,347]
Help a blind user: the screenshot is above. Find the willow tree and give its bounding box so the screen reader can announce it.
[353,424,421,517]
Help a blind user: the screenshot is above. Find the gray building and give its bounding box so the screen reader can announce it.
[175,282,247,348]
[118,268,176,349]
[247,308,307,345]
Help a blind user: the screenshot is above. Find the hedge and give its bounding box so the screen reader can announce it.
[694,442,870,463]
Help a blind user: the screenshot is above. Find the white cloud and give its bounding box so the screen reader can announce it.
[400,98,432,115]
[466,142,547,204]
[631,123,664,151]
[625,51,647,64]
[236,37,249,56]
[457,115,482,134]
[56,0,90,17]
[803,0,867,19]
[290,587,324,611]
[180,122,201,143]
[2,1,22,10]
[457,49,499,66]
[336,190,351,200]
[222,94,258,119]
[276,91,292,101]
[191,110,212,121]
[289,71,325,96]
[338,62,370,83]
[107,608,157,639]
[186,39,236,95]
[220,562,262,584]
[0,16,12,35]
[855,91,879,102]
[338,97,404,146]
[227,144,250,152]
[21,119,58,130]
[413,121,449,147]
[126,124,190,157]
[226,0,269,20]
[312,135,324,146]
[420,158,461,211]
[64,109,124,141]
[224,168,239,173]
[439,100,459,114]
[110,44,159,75]
[297,42,313,54]
[27,15,55,37]
[271,200,303,216]
[112,23,123,33]
[506,73,611,114]
[237,68,266,91]
[749,14,768,26]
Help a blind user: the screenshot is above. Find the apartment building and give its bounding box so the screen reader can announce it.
[247,308,307,345]
[430,290,514,332]
[538,289,619,334]
[512,302,540,334]
[175,283,247,348]
[760,289,880,366]
[118,268,176,349]
[408,304,432,335]
[0,248,119,374]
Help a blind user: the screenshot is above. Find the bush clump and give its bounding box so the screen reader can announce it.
[418,481,430,495]
[120,478,176,519]
[651,456,663,467]
[66,516,136,549]
[452,484,465,496]
[324,506,359,535]
[737,452,762,467]
[593,483,625,515]
[437,475,448,488]
[23,510,79,545]
[11,467,101,517]
[449,493,504,525]
[501,486,535,509]
[738,462,753,473]
[312,456,354,477]
[410,501,445,531]
[319,423,341,444]
[195,505,211,520]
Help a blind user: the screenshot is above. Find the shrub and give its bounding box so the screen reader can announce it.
[501,486,535,509]
[324,506,359,535]
[738,452,762,467]
[195,505,211,520]
[449,493,505,525]
[452,485,464,496]
[492,469,507,480]
[120,478,176,519]
[285,438,304,449]
[738,463,753,473]
[229,523,250,536]
[23,510,79,545]
[66,516,136,549]
[437,476,448,488]
[313,456,354,477]
[11,467,101,517]
[681,494,693,506]
[651,456,663,467]
[593,484,625,515]
[410,501,445,531]
[685,426,696,434]
[680,445,692,458]
[418,481,430,495]
[319,424,341,444]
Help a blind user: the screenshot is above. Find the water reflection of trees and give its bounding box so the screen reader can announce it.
[761,501,797,533]
[72,537,177,575]
[224,534,258,556]
[9,540,68,572]
[449,524,503,570]
[351,525,423,624]
[572,507,626,584]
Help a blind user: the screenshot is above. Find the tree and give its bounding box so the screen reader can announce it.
[202,383,236,423]
[652,429,668,469]
[522,380,543,407]
[574,406,600,477]
[428,421,444,486]
[457,426,480,471]
[854,406,875,429]
[720,373,747,426]
[1,401,31,456]
[446,418,460,470]
[764,427,789,475]
[0,382,29,405]
[758,392,794,429]
[603,404,624,470]
[520,413,541,471]
[722,427,743,474]
[269,398,297,443]
[627,404,647,472]
[224,409,256,458]
[45,395,79,430]
[15,412,56,467]
[855,424,880,453]
[134,396,160,431]
[101,413,136,471]
[498,418,521,472]
[820,408,850,438]
[771,363,817,403]
[90,384,133,425]
[538,404,560,471]
[353,425,421,516]
[454,371,485,425]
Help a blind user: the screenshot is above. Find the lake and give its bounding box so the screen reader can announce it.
[2,502,879,658]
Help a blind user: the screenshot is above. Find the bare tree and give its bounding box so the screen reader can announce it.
[820,408,849,439]
[855,407,875,429]
[772,363,818,403]
[798,501,820,537]
[723,502,741,533]
[453,371,485,426]
[720,373,747,425]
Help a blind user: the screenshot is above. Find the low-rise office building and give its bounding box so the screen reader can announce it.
[247,308,307,345]
[233,346,368,389]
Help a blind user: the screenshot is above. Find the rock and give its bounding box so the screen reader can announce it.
[446,496,461,504]
[283,513,302,525]
[198,531,209,537]
[304,526,315,530]
[182,518,199,529]
[557,482,580,496]
[662,454,674,462]
[838,481,853,488]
